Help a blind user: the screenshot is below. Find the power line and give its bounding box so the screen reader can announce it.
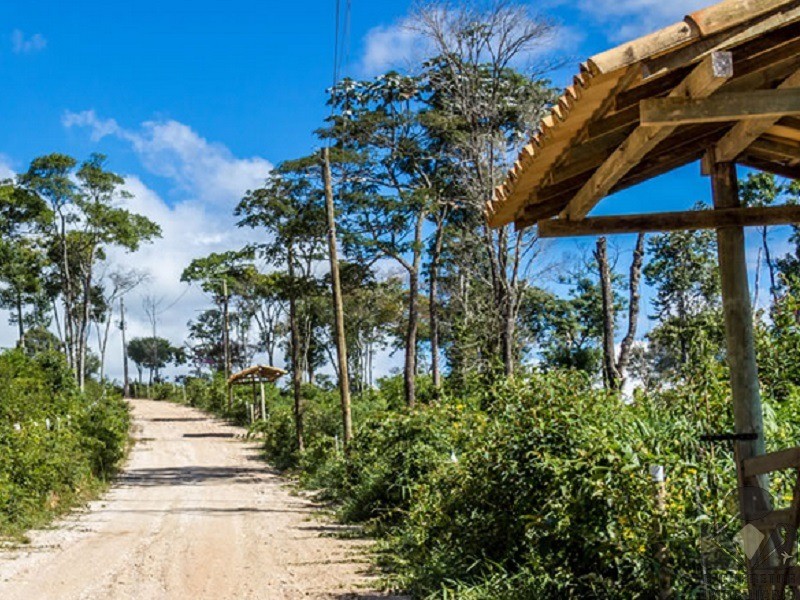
[332,0,351,89]
[333,0,342,88]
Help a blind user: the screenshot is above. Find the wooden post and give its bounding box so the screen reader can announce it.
[711,160,770,519]
[223,279,232,411]
[649,465,671,599]
[321,147,353,445]
[120,297,130,398]
[260,380,267,422]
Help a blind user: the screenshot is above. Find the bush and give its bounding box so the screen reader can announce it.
[0,349,130,537]
[255,370,758,598]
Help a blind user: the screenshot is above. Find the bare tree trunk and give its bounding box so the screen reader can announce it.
[617,233,645,385]
[60,214,76,376]
[121,297,130,397]
[16,291,25,349]
[596,237,621,390]
[288,244,304,452]
[429,210,447,393]
[404,212,425,408]
[753,246,763,309]
[78,266,93,391]
[761,226,777,302]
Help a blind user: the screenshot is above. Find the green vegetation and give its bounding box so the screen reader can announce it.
[162,2,800,596]
[3,0,800,597]
[0,150,157,538]
[0,349,129,538]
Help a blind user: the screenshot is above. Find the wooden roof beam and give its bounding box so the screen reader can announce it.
[538,205,800,238]
[716,67,800,161]
[561,51,734,221]
[640,89,800,126]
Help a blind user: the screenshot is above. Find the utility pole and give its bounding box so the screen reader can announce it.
[322,147,352,445]
[222,278,232,410]
[120,297,130,398]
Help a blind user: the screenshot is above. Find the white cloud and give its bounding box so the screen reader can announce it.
[62,110,121,141]
[360,19,430,76]
[63,110,273,207]
[574,0,710,41]
[97,175,265,380]
[0,155,15,180]
[11,29,47,54]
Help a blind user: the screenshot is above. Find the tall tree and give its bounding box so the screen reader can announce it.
[324,74,444,407]
[413,1,556,378]
[0,178,50,348]
[19,154,161,389]
[643,217,721,378]
[127,336,182,385]
[94,267,147,381]
[235,163,326,451]
[739,173,792,304]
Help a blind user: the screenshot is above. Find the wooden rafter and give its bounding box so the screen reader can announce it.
[512,68,640,223]
[641,3,800,78]
[743,447,800,478]
[537,205,800,238]
[640,89,800,125]
[561,51,734,221]
[716,67,800,161]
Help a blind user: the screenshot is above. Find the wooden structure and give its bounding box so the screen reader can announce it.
[227,365,287,423]
[489,0,800,595]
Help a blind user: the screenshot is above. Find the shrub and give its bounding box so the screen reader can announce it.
[0,349,130,537]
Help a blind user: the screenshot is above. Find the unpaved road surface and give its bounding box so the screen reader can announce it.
[0,399,396,600]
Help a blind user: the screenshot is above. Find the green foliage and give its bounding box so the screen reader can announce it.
[126,336,183,383]
[245,369,783,598]
[0,349,130,537]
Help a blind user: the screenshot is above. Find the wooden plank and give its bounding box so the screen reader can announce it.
[751,508,793,531]
[588,22,696,75]
[644,4,800,77]
[537,205,800,238]
[712,163,770,558]
[562,52,734,221]
[488,73,627,227]
[750,136,800,159]
[717,68,800,161]
[620,32,800,113]
[740,155,800,179]
[514,196,570,229]
[541,67,640,189]
[641,89,800,125]
[768,123,800,141]
[688,0,795,37]
[743,447,800,478]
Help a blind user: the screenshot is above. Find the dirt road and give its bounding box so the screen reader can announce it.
[0,399,394,600]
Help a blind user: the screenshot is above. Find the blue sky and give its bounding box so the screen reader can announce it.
[0,0,790,379]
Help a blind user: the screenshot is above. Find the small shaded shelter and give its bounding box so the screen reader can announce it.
[490,0,800,594]
[228,365,287,422]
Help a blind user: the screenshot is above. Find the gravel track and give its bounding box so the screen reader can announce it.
[0,399,398,600]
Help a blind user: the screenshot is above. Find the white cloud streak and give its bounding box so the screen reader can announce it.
[11,29,47,54]
[62,110,273,208]
[573,0,710,41]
